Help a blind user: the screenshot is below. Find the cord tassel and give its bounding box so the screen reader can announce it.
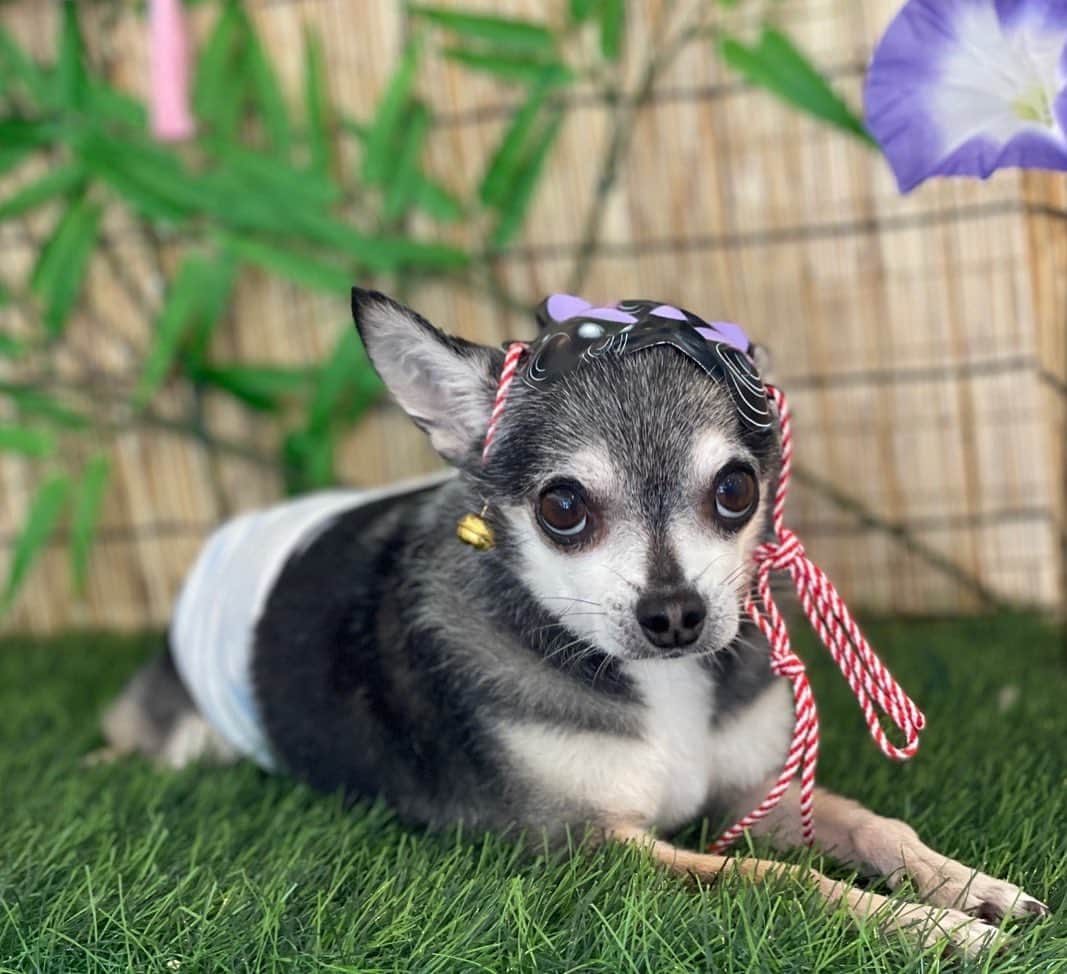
[710,385,925,853]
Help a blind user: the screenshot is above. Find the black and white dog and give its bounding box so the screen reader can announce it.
[101,289,1047,957]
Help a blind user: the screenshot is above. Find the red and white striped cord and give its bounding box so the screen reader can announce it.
[482,342,528,462]
[709,384,925,853]
[480,350,925,853]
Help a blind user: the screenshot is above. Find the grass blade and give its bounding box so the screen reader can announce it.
[719,27,872,143]
[3,473,70,611]
[70,453,110,595]
[410,7,555,51]
[246,20,291,154]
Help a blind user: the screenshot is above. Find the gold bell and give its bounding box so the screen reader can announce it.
[457,506,495,551]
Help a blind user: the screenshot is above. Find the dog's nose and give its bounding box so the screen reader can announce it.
[635,588,706,648]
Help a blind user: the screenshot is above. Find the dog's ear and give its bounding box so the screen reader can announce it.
[352,288,502,465]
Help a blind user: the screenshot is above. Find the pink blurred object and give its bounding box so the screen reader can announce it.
[149,0,195,141]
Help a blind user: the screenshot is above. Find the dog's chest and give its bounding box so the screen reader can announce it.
[500,659,791,832]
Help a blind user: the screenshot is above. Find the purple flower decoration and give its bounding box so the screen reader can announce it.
[866,0,1067,192]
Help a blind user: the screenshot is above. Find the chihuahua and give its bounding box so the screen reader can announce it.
[101,289,1048,957]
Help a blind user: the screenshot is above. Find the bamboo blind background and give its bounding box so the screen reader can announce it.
[1,0,1064,633]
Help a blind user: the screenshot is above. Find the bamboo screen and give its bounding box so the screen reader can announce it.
[1,0,1064,633]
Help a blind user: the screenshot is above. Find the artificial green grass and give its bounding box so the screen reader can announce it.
[0,615,1064,973]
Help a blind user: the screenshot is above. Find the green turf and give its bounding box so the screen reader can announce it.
[0,614,1064,973]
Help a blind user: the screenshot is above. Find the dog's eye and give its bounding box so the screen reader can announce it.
[713,467,758,525]
[537,483,590,544]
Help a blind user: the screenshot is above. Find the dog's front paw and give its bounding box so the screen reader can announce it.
[889,901,1005,959]
[907,853,1049,921]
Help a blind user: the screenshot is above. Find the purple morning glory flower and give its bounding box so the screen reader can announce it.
[866,0,1067,192]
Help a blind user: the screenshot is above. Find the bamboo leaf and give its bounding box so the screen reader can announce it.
[442,48,571,85]
[134,255,214,407]
[0,119,57,149]
[410,7,555,51]
[207,141,339,207]
[308,329,382,431]
[226,236,350,293]
[29,197,102,337]
[303,28,333,178]
[193,0,248,140]
[70,453,109,594]
[362,39,418,187]
[412,174,464,222]
[490,111,562,247]
[0,26,53,105]
[57,0,87,110]
[598,0,624,60]
[282,428,334,494]
[479,72,558,208]
[197,363,317,412]
[0,332,24,358]
[0,146,30,178]
[246,21,291,154]
[182,247,236,366]
[569,0,597,23]
[0,384,89,428]
[0,164,85,221]
[384,101,431,220]
[719,27,872,143]
[0,426,55,457]
[3,473,70,611]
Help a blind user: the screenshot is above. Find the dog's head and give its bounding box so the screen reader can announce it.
[353,289,781,661]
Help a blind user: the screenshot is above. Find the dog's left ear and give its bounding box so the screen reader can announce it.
[352,288,503,465]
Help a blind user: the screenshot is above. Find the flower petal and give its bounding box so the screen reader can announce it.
[866,0,1067,191]
[545,293,592,322]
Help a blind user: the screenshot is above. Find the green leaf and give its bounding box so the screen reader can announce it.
[87,79,147,128]
[303,28,333,177]
[412,174,464,222]
[0,164,85,221]
[0,27,54,105]
[597,0,624,60]
[197,363,317,412]
[362,39,419,187]
[384,101,431,220]
[490,111,562,247]
[0,384,89,428]
[718,27,873,143]
[57,0,87,110]
[0,146,30,178]
[308,329,383,432]
[193,0,248,140]
[246,21,291,154]
[569,0,597,23]
[207,142,339,208]
[0,426,55,457]
[442,48,571,85]
[479,72,558,208]
[0,119,57,150]
[134,254,221,407]
[226,236,350,293]
[0,332,24,358]
[182,248,236,366]
[3,473,70,611]
[70,453,109,595]
[410,7,555,51]
[29,196,102,337]
[282,428,334,494]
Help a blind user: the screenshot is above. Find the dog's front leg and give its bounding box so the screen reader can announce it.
[608,825,1009,958]
[741,781,1049,922]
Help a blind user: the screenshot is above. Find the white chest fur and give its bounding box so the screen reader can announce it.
[499,658,793,832]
